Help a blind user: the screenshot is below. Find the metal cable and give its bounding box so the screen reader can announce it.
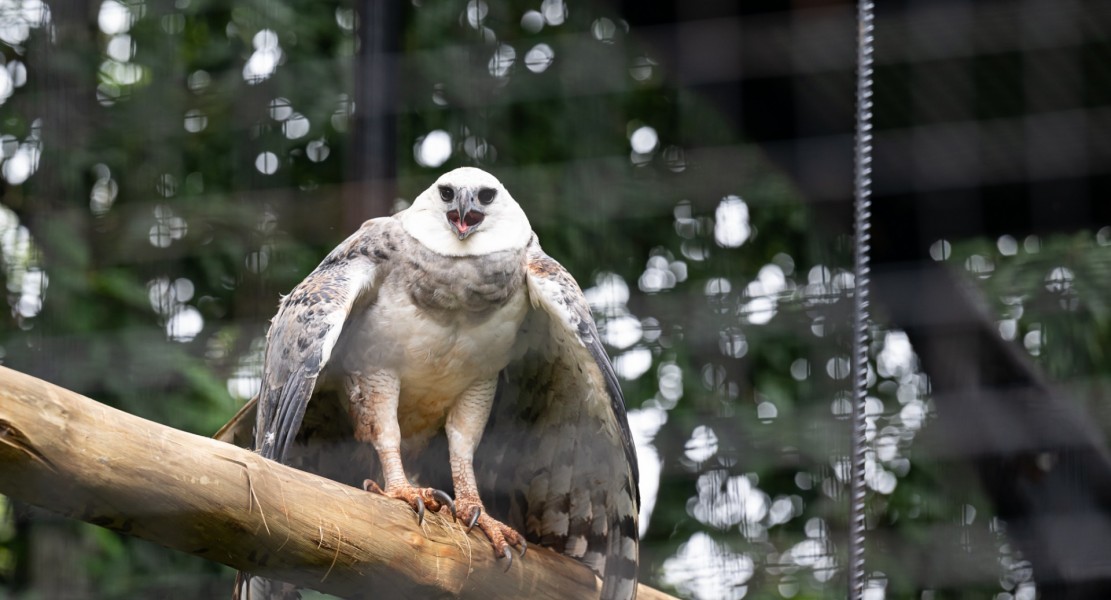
[848,1,876,599]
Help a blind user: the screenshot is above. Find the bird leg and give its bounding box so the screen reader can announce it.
[446,378,527,567]
[346,371,452,523]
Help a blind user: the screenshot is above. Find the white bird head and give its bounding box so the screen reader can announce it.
[400,167,532,256]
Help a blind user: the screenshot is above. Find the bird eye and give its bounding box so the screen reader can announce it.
[477,188,497,205]
[438,186,454,202]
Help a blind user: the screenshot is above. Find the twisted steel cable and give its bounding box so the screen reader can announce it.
[848,1,876,598]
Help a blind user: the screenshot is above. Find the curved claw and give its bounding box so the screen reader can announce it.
[518,538,527,558]
[501,546,513,571]
[416,496,426,526]
[432,489,456,519]
[466,508,481,532]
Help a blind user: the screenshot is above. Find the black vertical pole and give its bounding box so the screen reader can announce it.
[348,0,399,225]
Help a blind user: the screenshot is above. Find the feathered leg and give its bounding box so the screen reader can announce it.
[446,377,527,566]
[347,371,452,521]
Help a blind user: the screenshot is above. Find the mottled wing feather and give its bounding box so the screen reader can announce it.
[476,235,640,600]
[237,219,396,600]
[254,219,391,461]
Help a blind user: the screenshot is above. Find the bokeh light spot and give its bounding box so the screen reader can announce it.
[255,151,279,175]
[167,306,204,342]
[106,34,133,62]
[630,125,658,154]
[98,0,132,35]
[592,17,617,43]
[520,10,544,33]
[307,139,330,163]
[243,29,282,84]
[183,109,207,133]
[414,130,452,168]
[524,43,554,73]
[464,0,487,29]
[269,97,293,121]
[714,195,750,248]
[540,0,566,26]
[283,113,310,139]
[488,44,516,79]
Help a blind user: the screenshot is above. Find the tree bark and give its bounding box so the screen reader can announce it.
[0,365,674,600]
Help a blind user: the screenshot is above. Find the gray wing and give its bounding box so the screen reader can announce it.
[254,217,393,462]
[476,235,640,600]
[236,219,396,600]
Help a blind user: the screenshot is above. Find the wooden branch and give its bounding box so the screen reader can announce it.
[0,366,675,600]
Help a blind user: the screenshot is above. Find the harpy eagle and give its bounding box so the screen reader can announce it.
[222,167,640,599]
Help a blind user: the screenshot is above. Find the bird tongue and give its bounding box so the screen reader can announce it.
[448,210,485,235]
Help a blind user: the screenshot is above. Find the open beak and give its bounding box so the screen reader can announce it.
[446,190,485,240]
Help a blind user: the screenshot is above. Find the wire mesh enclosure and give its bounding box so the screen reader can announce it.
[0,0,1108,598]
